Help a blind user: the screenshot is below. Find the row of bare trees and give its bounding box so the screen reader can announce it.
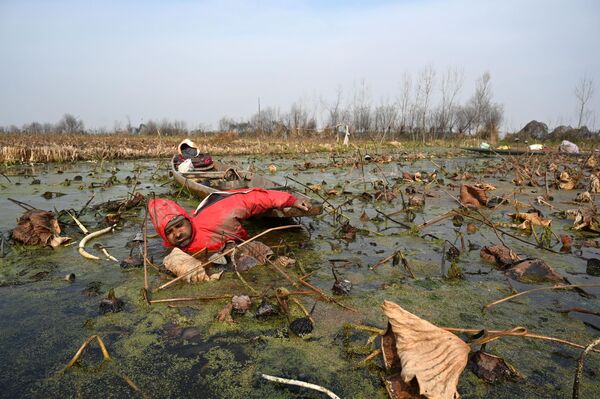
[219,68,505,142]
[2,70,594,140]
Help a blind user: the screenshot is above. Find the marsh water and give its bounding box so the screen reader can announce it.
[0,150,598,398]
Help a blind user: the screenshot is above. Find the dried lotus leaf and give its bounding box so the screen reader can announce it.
[480,245,520,269]
[233,241,273,266]
[507,212,552,227]
[231,295,252,313]
[163,248,211,283]
[381,300,470,399]
[558,171,577,190]
[459,184,488,208]
[590,176,600,193]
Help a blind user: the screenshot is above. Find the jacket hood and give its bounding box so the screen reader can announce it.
[177,139,199,156]
[148,198,192,247]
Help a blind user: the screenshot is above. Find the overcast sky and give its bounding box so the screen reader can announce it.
[1,0,599,132]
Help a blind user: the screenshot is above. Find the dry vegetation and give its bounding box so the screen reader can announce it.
[0,132,479,164]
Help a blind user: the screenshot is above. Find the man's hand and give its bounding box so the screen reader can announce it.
[292,198,311,211]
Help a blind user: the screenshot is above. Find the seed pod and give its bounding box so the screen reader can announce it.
[99,288,124,315]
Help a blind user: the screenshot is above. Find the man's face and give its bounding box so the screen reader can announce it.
[165,217,193,247]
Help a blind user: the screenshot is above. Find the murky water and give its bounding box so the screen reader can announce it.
[0,151,598,399]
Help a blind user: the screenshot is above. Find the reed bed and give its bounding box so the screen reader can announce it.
[0,132,474,164]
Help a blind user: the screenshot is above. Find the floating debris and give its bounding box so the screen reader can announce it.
[331,267,352,295]
[256,300,279,320]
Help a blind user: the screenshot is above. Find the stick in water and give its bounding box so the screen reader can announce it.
[261,373,341,399]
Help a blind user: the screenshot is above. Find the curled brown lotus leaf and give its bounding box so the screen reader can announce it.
[505,258,565,284]
[381,300,470,399]
[468,350,522,383]
[560,235,573,253]
[234,240,273,265]
[575,191,593,203]
[507,212,552,228]
[573,208,600,233]
[473,183,496,191]
[558,171,577,190]
[11,209,70,247]
[163,248,220,283]
[273,255,296,268]
[216,303,234,322]
[480,245,520,269]
[590,175,600,193]
[585,155,598,168]
[231,295,252,313]
[402,172,415,181]
[459,184,488,208]
[408,193,426,208]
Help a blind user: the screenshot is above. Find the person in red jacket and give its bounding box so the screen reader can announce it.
[148,188,310,255]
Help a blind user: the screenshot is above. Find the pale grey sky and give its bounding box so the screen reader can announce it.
[0,0,598,131]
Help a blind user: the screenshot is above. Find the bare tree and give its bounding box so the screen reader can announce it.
[351,79,372,134]
[374,98,398,142]
[415,66,435,142]
[575,75,594,128]
[56,114,85,134]
[397,72,412,138]
[436,66,464,137]
[322,86,344,129]
[462,72,503,142]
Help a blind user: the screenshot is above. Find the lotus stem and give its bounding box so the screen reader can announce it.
[483,284,600,310]
[261,373,341,399]
[65,335,110,370]
[78,224,116,260]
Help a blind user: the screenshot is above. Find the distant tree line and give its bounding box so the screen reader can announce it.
[1,68,595,142]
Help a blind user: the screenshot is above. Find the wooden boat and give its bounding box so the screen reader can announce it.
[171,156,322,218]
[461,147,588,157]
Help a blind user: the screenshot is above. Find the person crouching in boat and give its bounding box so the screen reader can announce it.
[148,188,310,281]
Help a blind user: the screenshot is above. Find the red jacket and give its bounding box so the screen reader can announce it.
[148,188,297,254]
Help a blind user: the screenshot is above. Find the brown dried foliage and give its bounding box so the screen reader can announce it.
[11,209,60,246]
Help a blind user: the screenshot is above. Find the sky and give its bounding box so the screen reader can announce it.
[0,0,599,132]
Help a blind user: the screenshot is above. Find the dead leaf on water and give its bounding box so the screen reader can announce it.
[468,350,522,383]
[505,258,565,284]
[507,211,552,228]
[459,185,488,208]
[480,245,520,269]
[590,175,600,193]
[558,171,577,190]
[573,208,600,233]
[575,191,592,203]
[216,303,234,322]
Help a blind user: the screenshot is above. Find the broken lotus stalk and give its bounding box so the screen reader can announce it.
[78,224,116,260]
[261,373,341,399]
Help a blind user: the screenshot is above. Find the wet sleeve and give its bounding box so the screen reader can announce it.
[234,189,297,219]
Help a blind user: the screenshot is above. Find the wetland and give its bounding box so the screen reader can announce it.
[0,147,599,399]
